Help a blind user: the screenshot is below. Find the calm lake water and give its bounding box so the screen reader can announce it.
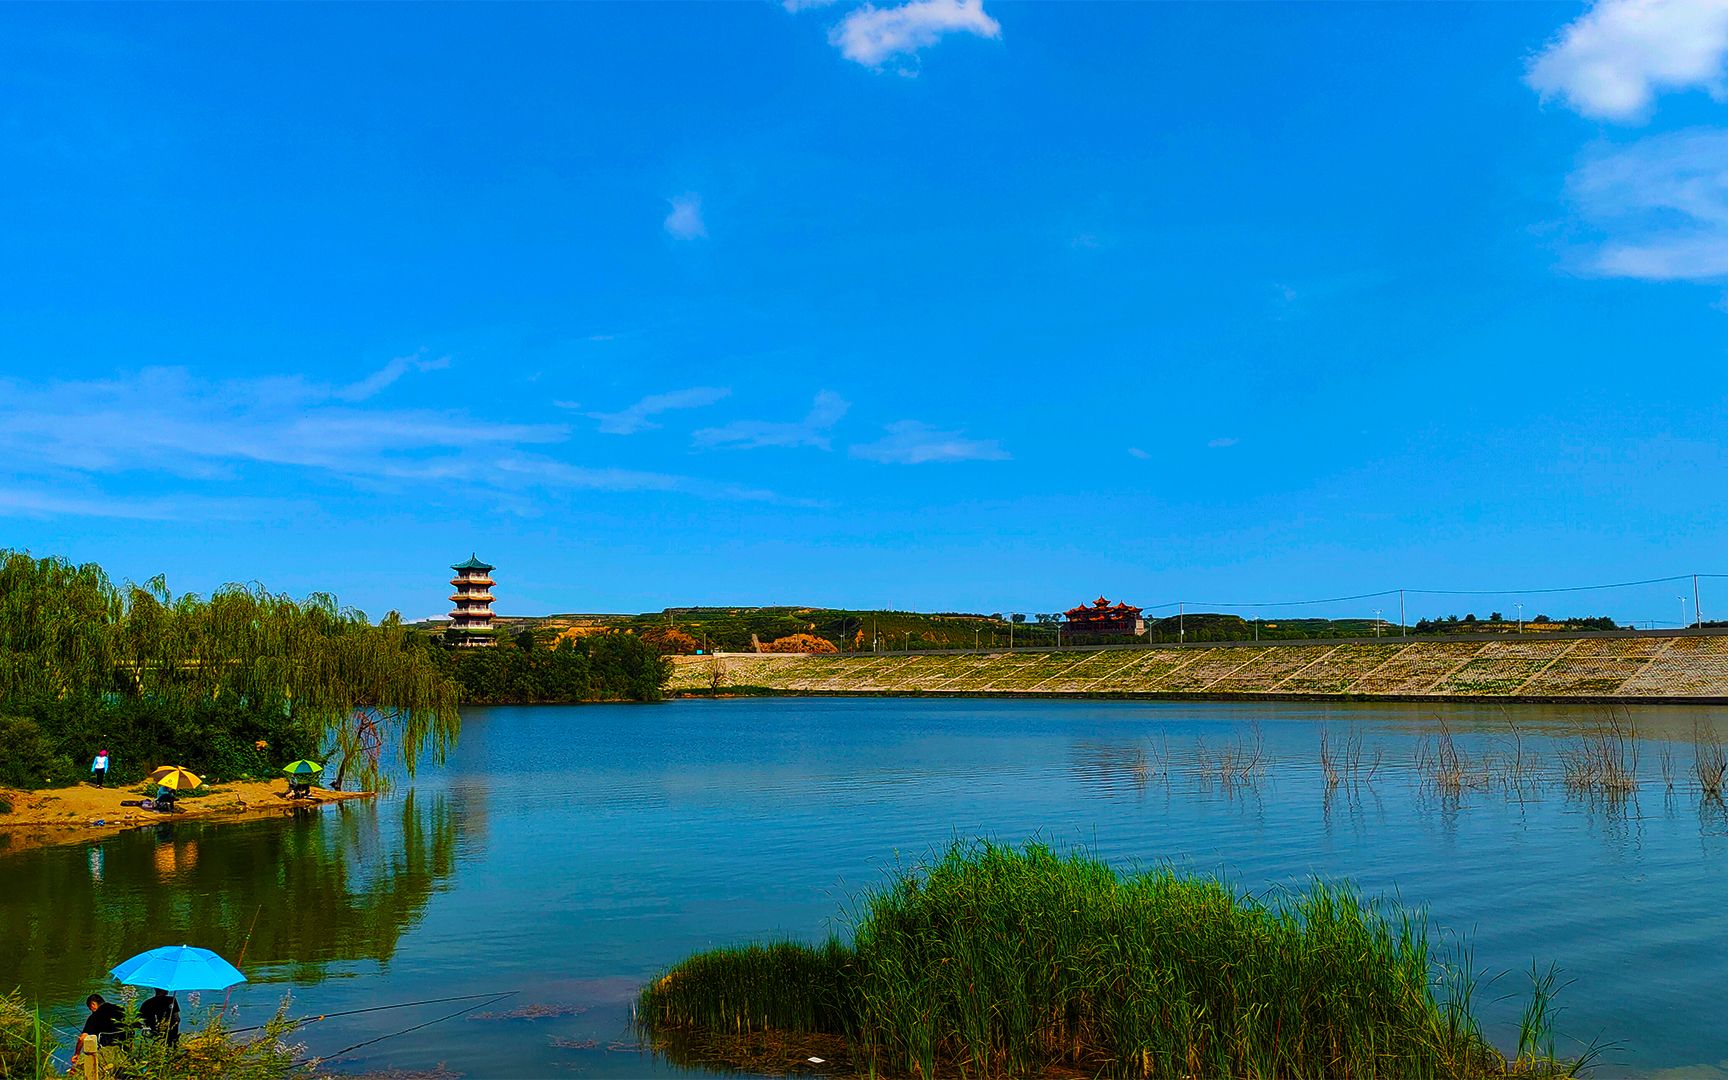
[8,697,1728,1077]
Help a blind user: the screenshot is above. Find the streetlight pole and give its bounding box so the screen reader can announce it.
[1679,596,1689,629]
[1515,603,1523,634]
[1695,574,1704,627]
[1373,608,1382,638]
[1179,602,1185,645]
[1252,614,1259,642]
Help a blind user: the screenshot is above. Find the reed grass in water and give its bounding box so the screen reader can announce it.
[639,841,1583,1078]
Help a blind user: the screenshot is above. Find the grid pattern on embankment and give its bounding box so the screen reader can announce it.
[667,631,1728,700]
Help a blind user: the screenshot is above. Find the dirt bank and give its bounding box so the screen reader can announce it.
[0,779,372,855]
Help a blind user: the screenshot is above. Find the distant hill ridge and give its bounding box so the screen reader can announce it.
[417,606,1627,654]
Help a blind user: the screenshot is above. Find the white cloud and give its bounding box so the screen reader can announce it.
[0,488,196,521]
[829,0,1000,70]
[1208,437,1240,449]
[850,420,1008,464]
[588,386,731,435]
[664,193,707,239]
[0,367,798,519]
[1527,0,1728,122]
[784,0,840,9]
[694,390,850,450]
[334,352,450,402]
[1127,447,1150,460]
[1570,128,1728,280]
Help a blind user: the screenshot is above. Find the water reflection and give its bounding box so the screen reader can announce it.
[1,790,471,1001]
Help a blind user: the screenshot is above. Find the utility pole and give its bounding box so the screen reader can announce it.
[1009,617,1014,651]
[1399,590,1406,637]
[1179,602,1185,645]
[1695,574,1704,627]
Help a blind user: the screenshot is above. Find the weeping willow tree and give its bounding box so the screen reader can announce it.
[0,550,459,791]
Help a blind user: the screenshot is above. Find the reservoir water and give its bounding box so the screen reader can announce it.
[7,697,1728,1077]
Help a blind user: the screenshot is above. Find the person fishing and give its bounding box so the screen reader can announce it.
[72,993,126,1077]
[90,748,111,788]
[139,987,180,1047]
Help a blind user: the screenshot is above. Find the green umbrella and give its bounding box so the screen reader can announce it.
[282,760,324,776]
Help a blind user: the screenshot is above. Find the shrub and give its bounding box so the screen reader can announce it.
[0,715,75,788]
[761,634,838,654]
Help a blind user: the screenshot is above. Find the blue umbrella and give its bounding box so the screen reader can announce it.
[110,945,246,992]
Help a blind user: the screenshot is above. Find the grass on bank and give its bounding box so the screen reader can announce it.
[0,989,334,1080]
[639,841,1587,1079]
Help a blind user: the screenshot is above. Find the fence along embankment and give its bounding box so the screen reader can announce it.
[669,630,1728,701]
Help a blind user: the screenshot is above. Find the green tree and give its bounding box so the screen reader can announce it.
[0,551,460,792]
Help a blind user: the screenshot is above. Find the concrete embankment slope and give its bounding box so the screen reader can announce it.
[669,630,1728,701]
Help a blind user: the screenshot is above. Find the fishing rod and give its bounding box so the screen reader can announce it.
[228,990,521,1035]
[297,990,519,1064]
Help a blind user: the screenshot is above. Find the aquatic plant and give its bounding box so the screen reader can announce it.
[1321,725,1383,791]
[1190,723,1266,787]
[639,841,1583,1079]
[1559,714,1639,797]
[1689,720,1727,799]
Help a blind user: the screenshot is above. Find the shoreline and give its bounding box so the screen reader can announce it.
[668,686,1728,705]
[0,779,374,856]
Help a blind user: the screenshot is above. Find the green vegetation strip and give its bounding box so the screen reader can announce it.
[640,841,1581,1078]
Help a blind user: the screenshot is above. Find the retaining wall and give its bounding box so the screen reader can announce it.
[667,632,1728,701]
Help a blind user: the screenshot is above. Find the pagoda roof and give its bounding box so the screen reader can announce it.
[451,553,495,571]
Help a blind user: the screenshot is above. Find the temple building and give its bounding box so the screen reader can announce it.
[1064,596,1145,636]
[449,554,497,647]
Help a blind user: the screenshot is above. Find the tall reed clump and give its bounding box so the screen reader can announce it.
[0,989,59,1080]
[639,841,1579,1079]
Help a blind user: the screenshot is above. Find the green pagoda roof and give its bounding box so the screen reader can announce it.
[451,553,494,571]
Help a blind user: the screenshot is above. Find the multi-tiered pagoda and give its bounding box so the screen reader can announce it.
[448,554,497,647]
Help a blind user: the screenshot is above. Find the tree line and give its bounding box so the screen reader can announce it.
[430,628,669,705]
[0,551,669,792]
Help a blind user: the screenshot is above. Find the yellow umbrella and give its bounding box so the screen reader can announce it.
[147,766,204,791]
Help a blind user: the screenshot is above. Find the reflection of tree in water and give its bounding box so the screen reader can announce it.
[2,792,469,1002]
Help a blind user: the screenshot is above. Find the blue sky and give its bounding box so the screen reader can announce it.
[4,0,1728,626]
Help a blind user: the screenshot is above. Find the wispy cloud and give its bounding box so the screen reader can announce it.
[1527,0,1728,122]
[694,390,850,450]
[588,386,731,435]
[1208,437,1240,449]
[783,0,840,9]
[850,420,1008,464]
[0,367,561,479]
[0,487,269,521]
[1570,128,1728,280]
[334,352,450,402]
[664,193,707,239]
[1127,447,1151,460]
[829,0,1001,71]
[0,367,801,519]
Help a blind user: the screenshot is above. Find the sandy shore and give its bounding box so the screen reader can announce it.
[0,778,372,855]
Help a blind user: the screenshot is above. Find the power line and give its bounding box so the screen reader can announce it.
[1130,573,1723,613]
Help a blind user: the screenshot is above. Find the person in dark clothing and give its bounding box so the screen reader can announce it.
[139,988,180,1047]
[80,994,126,1046]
